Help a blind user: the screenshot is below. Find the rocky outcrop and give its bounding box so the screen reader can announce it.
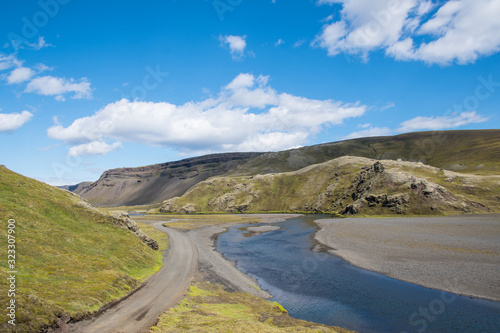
[109,212,159,250]
[160,156,499,216]
[340,161,487,215]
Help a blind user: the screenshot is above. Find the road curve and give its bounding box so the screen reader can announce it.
[72,222,198,333]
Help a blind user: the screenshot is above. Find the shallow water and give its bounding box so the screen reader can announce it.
[216,215,500,333]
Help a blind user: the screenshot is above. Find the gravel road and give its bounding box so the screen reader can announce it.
[72,222,197,333]
[69,214,299,332]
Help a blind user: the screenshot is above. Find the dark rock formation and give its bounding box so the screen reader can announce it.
[70,152,263,206]
[109,212,159,250]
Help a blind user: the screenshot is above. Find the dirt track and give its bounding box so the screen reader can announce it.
[72,222,197,333]
[70,214,299,332]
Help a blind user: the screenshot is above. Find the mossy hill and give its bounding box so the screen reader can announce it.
[0,166,163,332]
[161,156,500,216]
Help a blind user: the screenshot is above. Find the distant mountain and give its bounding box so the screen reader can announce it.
[228,129,500,176]
[68,129,500,207]
[72,152,263,206]
[59,181,93,193]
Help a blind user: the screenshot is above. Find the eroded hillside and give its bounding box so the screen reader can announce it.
[74,152,263,206]
[161,156,500,215]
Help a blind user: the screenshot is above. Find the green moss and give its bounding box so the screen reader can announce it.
[151,282,353,333]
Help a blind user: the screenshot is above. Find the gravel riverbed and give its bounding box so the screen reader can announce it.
[314,214,500,302]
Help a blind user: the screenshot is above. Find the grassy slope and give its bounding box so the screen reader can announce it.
[151,282,353,333]
[162,157,500,215]
[230,130,500,176]
[0,166,164,332]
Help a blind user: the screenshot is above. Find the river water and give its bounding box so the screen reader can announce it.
[216,215,500,333]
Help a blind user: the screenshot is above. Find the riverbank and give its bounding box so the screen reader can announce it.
[314,214,500,302]
[133,213,300,298]
[142,214,353,332]
[187,214,300,298]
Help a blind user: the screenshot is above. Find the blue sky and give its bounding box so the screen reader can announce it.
[1,0,499,185]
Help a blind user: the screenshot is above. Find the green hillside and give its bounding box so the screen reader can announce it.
[0,166,163,332]
[161,156,500,216]
[230,130,500,176]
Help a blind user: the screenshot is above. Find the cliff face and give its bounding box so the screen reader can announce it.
[160,156,500,216]
[74,152,263,206]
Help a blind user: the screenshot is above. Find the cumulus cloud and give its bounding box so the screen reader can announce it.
[48,73,367,155]
[0,111,33,133]
[397,111,488,132]
[6,67,35,84]
[1,53,91,101]
[68,141,123,156]
[314,0,500,65]
[219,35,247,59]
[25,76,92,100]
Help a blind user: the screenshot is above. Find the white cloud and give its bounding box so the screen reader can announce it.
[0,54,22,71]
[6,67,35,84]
[37,144,60,152]
[314,0,418,59]
[68,141,123,156]
[0,111,33,133]
[225,73,256,90]
[1,53,89,102]
[25,76,92,100]
[315,0,500,65]
[28,36,53,50]
[343,126,392,139]
[7,36,53,51]
[219,35,247,59]
[293,39,307,48]
[397,111,488,132]
[380,101,395,110]
[48,73,367,154]
[275,38,285,47]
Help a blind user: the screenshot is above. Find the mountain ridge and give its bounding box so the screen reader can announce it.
[72,152,263,206]
[68,130,500,207]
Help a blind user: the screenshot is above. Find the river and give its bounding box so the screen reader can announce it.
[216,215,500,333]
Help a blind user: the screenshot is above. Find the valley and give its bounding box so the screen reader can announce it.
[2,130,500,332]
